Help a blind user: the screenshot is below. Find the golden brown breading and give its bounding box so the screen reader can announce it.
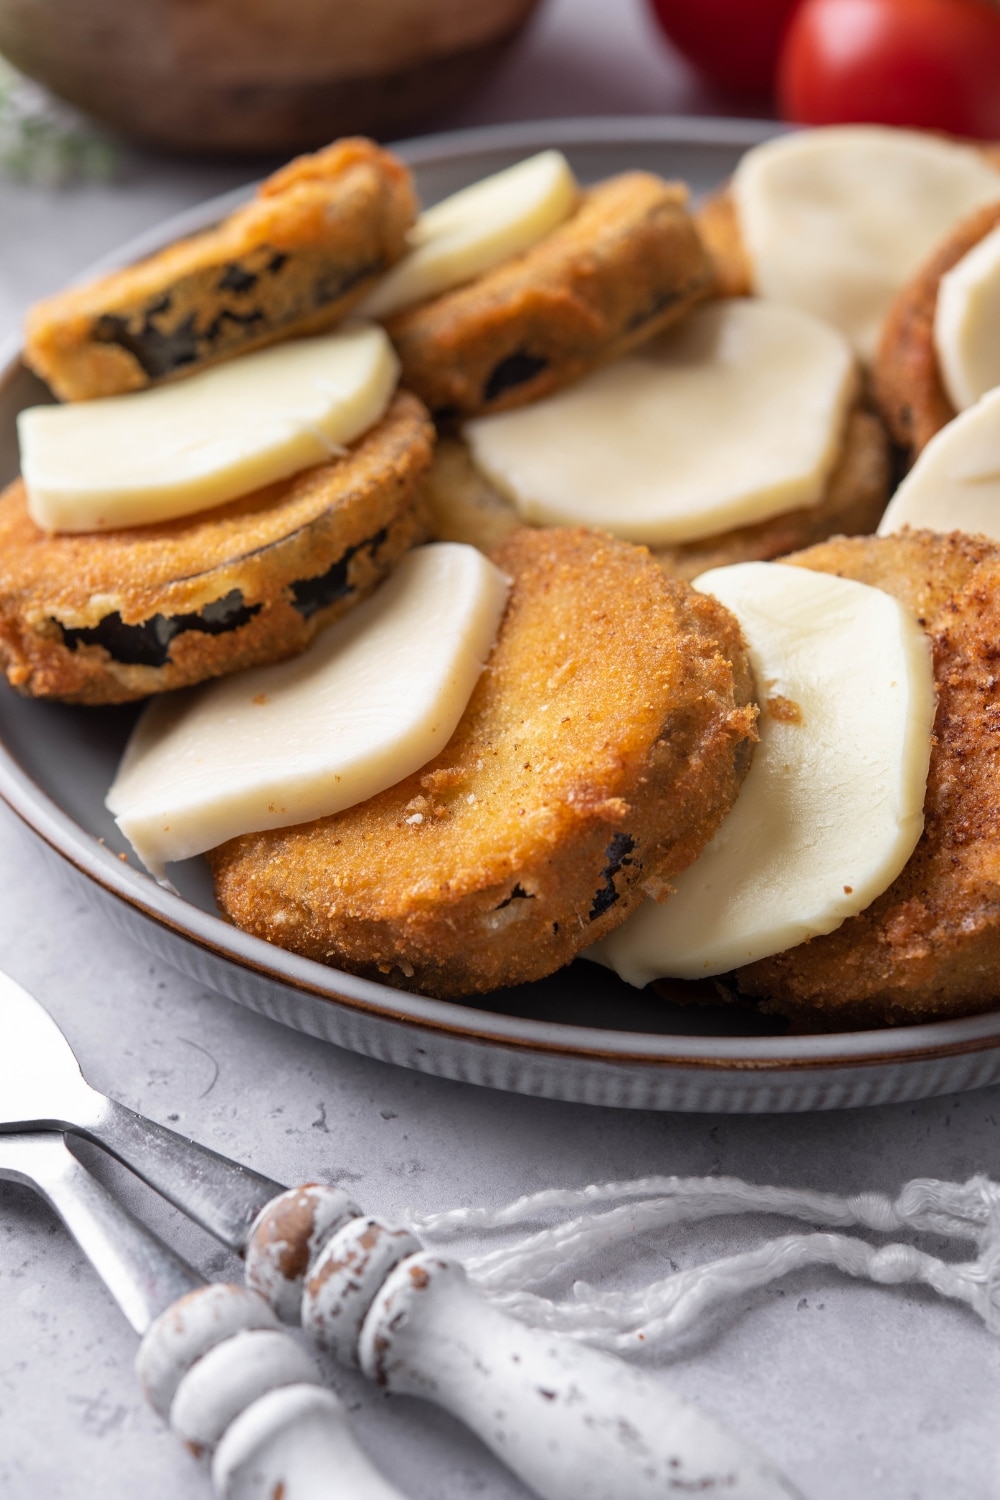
[421,435,521,551]
[209,527,758,997]
[24,138,416,402]
[384,173,714,421]
[0,392,433,704]
[874,200,1000,460]
[422,407,890,582]
[694,187,752,299]
[737,529,1000,1029]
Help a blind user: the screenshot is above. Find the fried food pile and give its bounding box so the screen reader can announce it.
[8,124,1000,1030]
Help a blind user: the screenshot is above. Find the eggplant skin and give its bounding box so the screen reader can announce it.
[0,391,433,704]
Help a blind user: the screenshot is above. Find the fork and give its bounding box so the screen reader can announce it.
[0,967,803,1500]
[0,1130,411,1499]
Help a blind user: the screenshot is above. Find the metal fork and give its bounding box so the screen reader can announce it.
[0,1130,410,1499]
[0,969,802,1500]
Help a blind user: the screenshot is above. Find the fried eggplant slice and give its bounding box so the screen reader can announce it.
[385,173,714,421]
[24,138,416,402]
[875,201,1000,461]
[0,392,433,704]
[209,527,758,997]
[738,529,1000,1029]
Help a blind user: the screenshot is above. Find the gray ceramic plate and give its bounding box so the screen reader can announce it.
[4,116,1000,1114]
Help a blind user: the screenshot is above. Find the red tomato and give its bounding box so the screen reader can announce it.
[779,0,1000,139]
[646,0,802,95]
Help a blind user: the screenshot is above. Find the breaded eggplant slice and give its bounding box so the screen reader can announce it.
[24,138,416,402]
[875,201,1000,461]
[0,391,432,704]
[422,406,890,582]
[385,173,714,421]
[209,527,758,997]
[738,529,1000,1029]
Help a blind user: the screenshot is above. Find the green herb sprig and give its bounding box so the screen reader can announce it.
[0,57,120,186]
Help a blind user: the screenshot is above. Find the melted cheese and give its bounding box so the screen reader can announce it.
[935,224,1000,413]
[878,385,1000,540]
[19,322,399,532]
[589,561,934,984]
[356,151,578,320]
[107,544,510,879]
[734,126,1000,361]
[463,299,856,544]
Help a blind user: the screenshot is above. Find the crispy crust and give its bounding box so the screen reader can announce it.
[0,392,433,704]
[737,529,1000,1029]
[694,187,752,299]
[209,527,758,997]
[874,200,1000,459]
[23,139,416,402]
[422,405,890,581]
[421,435,522,551]
[385,173,714,420]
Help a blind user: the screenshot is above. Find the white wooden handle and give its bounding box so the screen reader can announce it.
[137,1282,409,1500]
[213,1385,408,1500]
[287,1215,803,1500]
[359,1253,804,1500]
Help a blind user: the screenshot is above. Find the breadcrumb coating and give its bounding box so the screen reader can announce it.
[386,173,714,420]
[210,527,757,997]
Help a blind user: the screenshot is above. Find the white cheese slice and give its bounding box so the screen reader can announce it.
[589,561,934,984]
[356,150,578,320]
[733,126,1000,361]
[878,385,1000,539]
[19,322,399,533]
[106,543,510,879]
[463,299,856,544]
[934,224,1000,413]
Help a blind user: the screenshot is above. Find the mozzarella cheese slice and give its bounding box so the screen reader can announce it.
[589,561,934,984]
[107,544,510,879]
[356,150,578,320]
[19,322,399,533]
[934,224,1000,413]
[463,299,856,544]
[878,385,1000,539]
[733,126,1000,361]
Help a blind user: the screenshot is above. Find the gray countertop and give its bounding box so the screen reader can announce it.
[2,2,1000,1495]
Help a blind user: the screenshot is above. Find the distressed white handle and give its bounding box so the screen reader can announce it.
[360,1254,803,1500]
[213,1384,408,1500]
[290,1213,803,1500]
[137,1282,409,1500]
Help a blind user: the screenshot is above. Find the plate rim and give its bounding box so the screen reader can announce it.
[4,113,1000,1080]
